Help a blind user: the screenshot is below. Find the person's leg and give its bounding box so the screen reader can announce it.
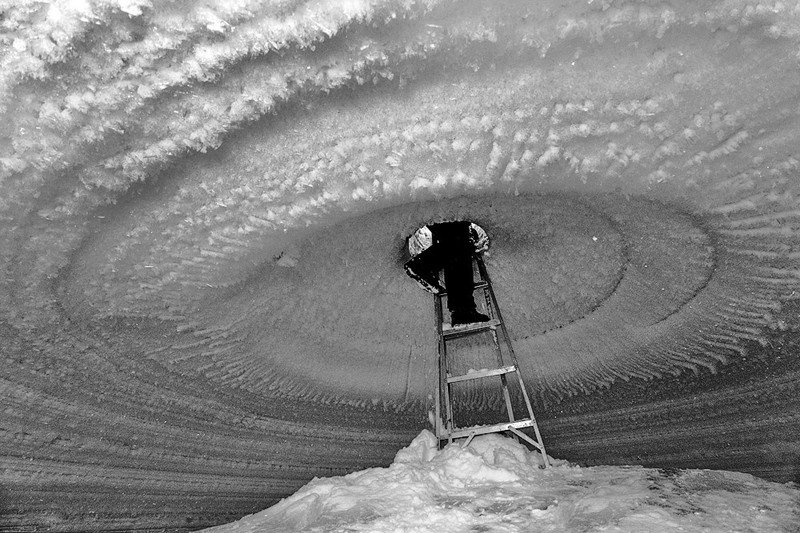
[442,251,476,313]
[404,243,445,293]
[434,222,489,325]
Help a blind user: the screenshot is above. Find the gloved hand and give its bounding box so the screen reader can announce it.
[469,223,489,253]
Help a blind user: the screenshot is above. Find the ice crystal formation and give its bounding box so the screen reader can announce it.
[1,0,800,530]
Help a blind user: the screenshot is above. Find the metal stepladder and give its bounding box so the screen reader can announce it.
[433,254,550,466]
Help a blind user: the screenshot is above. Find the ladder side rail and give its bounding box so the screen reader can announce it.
[476,254,550,465]
[476,253,528,400]
[491,329,516,424]
[434,293,452,445]
[477,257,517,432]
[475,255,512,348]
[473,255,517,425]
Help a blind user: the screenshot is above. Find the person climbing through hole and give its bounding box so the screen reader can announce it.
[404,220,491,326]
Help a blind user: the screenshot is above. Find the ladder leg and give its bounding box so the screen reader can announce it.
[444,360,454,447]
[493,303,550,463]
[434,294,446,446]
[491,329,516,424]
[482,274,495,320]
[435,293,456,447]
[513,370,550,467]
[477,255,550,465]
[481,264,515,426]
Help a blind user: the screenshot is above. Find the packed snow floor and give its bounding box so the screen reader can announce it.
[202,431,799,533]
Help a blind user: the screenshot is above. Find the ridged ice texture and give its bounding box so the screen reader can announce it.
[1,0,800,531]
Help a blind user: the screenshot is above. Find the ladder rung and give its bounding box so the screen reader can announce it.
[439,280,489,296]
[447,365,516,384]
[442,319,501,338]
[444,419,537,440]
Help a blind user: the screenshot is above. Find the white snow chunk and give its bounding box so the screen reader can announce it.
[200,430,800,533]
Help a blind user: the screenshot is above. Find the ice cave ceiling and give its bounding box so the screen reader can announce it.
[1,0,800,530]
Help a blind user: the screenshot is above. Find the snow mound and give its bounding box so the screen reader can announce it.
[202,430,800,532]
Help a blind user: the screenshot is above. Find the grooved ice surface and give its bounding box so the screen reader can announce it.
[3,0,800,529]
[202,431,800,533]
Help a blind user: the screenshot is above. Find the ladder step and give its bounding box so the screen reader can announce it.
[444,419,537,440]
[442,318,501,338]
[447,365,516,384]
[438,281,489,296]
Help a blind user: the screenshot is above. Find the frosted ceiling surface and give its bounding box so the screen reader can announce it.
[1,0,799,530]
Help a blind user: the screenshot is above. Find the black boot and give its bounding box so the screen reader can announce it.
[451,309,490,326]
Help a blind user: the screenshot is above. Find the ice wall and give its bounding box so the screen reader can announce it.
[1,0,800,530]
